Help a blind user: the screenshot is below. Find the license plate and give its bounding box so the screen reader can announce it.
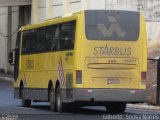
[107,78,119,84]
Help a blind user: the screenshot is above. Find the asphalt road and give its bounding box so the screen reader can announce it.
[0,79,160,120]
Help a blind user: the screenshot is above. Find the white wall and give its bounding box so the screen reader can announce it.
[139,0,160,48]
[106,0,138,11]
[146,22,160,48]
[87,0,105,10]
[11,7,19,50]
[0,0,159,73]
[32,0,139,24]
[0,7,19,72]
[53,0,63,18]
[38,0,46,22]
[147,22,160,41]
[31,0,160,49]
[0,7,8,72]
[0,0,31,7]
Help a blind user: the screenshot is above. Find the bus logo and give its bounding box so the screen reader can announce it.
[97,16,126,38]
[93,44,132,56]
[26,60,34,69]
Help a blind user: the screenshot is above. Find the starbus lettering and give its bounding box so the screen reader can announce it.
[93,44,132,56]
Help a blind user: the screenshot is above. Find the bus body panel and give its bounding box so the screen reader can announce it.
[13,10,147,104]
[77,11,147,90]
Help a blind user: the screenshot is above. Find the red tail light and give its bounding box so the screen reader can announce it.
[76,70,82,84]
[141,72,146,85]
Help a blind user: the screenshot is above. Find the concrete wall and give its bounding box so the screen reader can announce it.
[147,22,160,49]
[0,5,31,72]
[31,0,138,23]
[139,0,160,49]
[106,0,138,11]
[31,0,160,49]
[0,0,31,7]
[11,7,19,51]
[0,0,160,72]
[0,7,8,72]
[0,7,19,72]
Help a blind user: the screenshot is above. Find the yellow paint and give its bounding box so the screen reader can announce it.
[14,11,147,93]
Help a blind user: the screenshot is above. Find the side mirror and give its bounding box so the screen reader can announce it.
[8,50,15,65]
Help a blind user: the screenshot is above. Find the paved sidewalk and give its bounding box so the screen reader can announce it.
[0,73,14,82]
[127,103,160,111]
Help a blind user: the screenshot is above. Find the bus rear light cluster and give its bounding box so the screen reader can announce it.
[76,70,82,84]
[141,72,146,85]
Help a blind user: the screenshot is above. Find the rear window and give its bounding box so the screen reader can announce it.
[85,10,140,41]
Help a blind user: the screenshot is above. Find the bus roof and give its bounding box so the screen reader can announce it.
[21,10,142,31]
[22,12,81,31]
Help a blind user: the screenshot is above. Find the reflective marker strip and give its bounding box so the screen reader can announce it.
[58,57,65,88]
[23,74,27,87]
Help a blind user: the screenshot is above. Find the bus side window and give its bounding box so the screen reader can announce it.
[36,28,46,53]
[46,25,59,52]
[60,21,76,51]
[22,34,26,54]
[22,30,36,54]
[29,30,36,54]
[54,26,59,51]
[22,31,30,54]
[46,26,51,51]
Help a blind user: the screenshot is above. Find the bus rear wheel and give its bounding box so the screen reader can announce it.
[22,100,31,107]
[56,85,66,113]
[105,102,126,114]
[20,85,31,107]
[49,85,56,112]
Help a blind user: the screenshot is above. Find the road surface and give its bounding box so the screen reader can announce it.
[0,79,160,120]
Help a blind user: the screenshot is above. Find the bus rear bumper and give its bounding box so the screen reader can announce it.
[71,89,145,103]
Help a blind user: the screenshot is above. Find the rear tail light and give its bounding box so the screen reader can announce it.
[76,70,82,84]
[141,72,146,85]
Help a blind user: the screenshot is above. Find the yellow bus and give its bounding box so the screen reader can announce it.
[9,10,147,113]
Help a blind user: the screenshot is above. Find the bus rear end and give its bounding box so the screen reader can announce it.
[73,10,147,113]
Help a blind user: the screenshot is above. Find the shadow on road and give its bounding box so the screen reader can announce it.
[22,105,107,115]
[24,105,131,115]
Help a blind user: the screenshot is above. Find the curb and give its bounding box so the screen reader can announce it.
[0,75,14,82]
[127,103,160,111]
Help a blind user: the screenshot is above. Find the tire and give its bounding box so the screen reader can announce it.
[105,102,126,114]
[20,85,31,107]
[56,85,66,113]
[22,99,31,107]
[49,85,56,112]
